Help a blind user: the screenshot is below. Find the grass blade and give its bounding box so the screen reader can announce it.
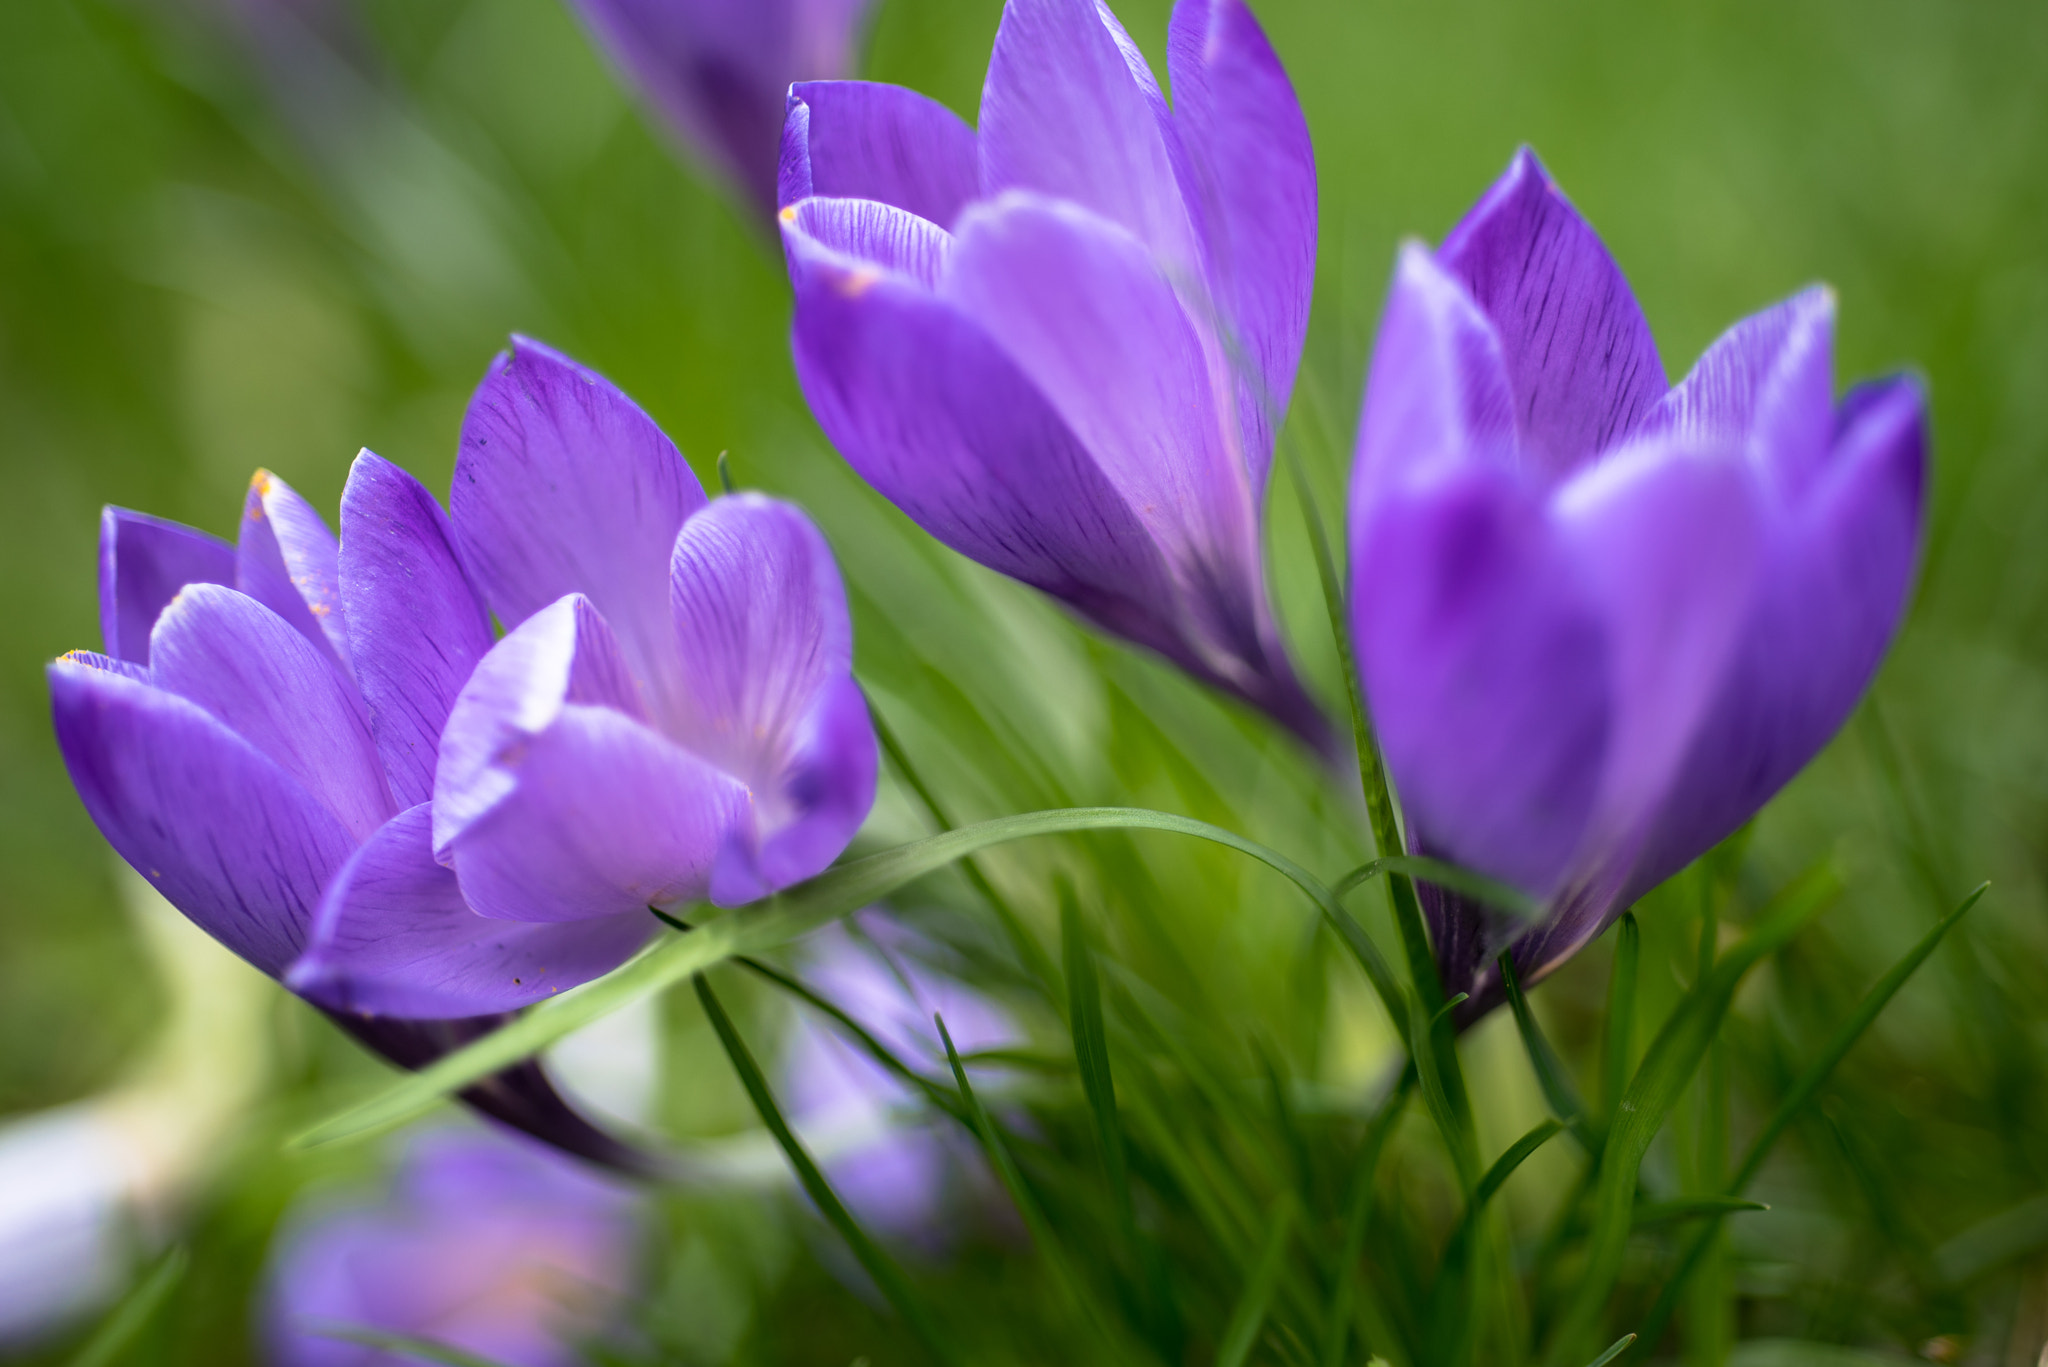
[1634,880,1988,1344]
[1335,855,1541,920]
[67,1246,188,1367]
[293,806,1402,1151]
[1603,912,1640,1123]
[694,974,956,1365]
[1062,886,1135,1244]
[1216,1203,1296,1367]
[1631,1197,1769,1228]
[1501,950,1593,1148]
[1320,1079,1413,1367]
[1584,1332,1638,1367]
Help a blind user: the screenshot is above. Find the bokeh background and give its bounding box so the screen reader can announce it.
[3,0,2047,1362]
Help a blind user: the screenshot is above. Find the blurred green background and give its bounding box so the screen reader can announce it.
[3,0,2047,1361]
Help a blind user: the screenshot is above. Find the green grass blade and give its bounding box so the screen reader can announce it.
[313,1327,518,1367]
[1215,1202,1296,1367]
[1603,912,1640,1123]
[1631,1197,1769,1228]
[1584,1332,1637,1367]
[1501,950,1594,1148]
[67,1246,188,1367]
[293,806,1392,1151]
[1634,880,1988,1344]
[1335,855,1541,920]
[1542,869,1838,1366]
[1477,1119,1566,1208]
[695,974,957,1366]
[1062,886,1135,1244]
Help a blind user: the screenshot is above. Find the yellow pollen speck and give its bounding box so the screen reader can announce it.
[778,204,799,224]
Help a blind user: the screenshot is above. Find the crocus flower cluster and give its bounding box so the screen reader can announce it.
[781,920,1014,1243]
[51,338,875,1157]
[263,1130,636,1367]
[778,0,1328,747]
[1348,150,1927,1018]
[569,0,874,215]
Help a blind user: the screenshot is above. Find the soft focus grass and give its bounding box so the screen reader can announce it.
[2,0,2046,1362]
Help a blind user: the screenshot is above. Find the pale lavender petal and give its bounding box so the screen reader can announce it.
[1628,377,1926,896]
[1349,244,1519,504]
[779,81,978,225]
[781,195,953,287]
[290,805,653,1018]
[1351,466,1609,902]
[48,658,354,976]
[237,470,354,677]
[438,595,747,922]
[338,450,497,807]
[453,337,707,730]
[148,583,393,843]
[97,508,234,667]
[667,496,876,904]
[784,223,1188,659]
[1642,286,1837,496]
[1164,0,1316,486]
[977,0,1197,267]
[1438,148,1666,478]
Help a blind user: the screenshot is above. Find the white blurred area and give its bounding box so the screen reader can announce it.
[0,866,273,1347]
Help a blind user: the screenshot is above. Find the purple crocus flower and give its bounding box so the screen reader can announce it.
[51,469,646,1171]
[776,0,1328,748]
[1348,150,1927,1019]
[263,1129,636,1367]
[288,337,877,1010]
[782,920,1014,1243]
[568,0,874,215]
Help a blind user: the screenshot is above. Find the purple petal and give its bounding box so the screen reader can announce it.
[97,508,235,667]
[1164,0,1316,487]
[1349,244,1520,504]
[453,336,707,731]
[1642,286,1837,496]
[1438,149,1667,478]
[667,495,877,904]
[944,194,1257,609]
[1628,377,1925,896]
[49,658,355,976]
[780,81,979,226]
[977,0,1197,268]
[1351,465,1610,901]
[781,196,953,286]
[783,223,1187,658]
[437,596,747,922]
[289,805,653,1018]
[237,470,354,678]
[338,450,497,808]
[148,583,394,843]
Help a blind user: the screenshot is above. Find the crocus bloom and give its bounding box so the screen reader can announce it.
[263,1129,636,1367]
[782,920,1013,1242]
[778,0,1328,747]
[50,470,645,1170]
[1348,150,1926,1019]
[289,336,877,1012]
[569,0,874,215]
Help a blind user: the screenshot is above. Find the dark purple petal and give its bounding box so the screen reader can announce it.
[438,596,747,922]
[48,659,354,976]
[148,583,394,842]
[453,337,707,731]
[1349,244,1520,505]
[784,223,1188,658]
[1438,148,1667,478]
[237,470,354,678]
[712,674,877,905]
[1627,377,1925,897]
[290,805,653,1018]
[780,81,979,225]
[1351,465,1610,900]
[781,195,953,286]
[339,450,497,807]
[977,0,1197,268]
[1164,0,1316,487]
[1641,286,1836,496]
[97,508,235,667]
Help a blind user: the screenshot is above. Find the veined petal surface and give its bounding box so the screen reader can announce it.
[98,508,234,667]
[237,470,354,677]
[780,81,978,226]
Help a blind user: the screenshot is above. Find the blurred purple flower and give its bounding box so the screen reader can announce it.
[569,0,875,215]
[777,0,1328,748]
[782,921,1014,1243]
[50,467,647,1171]
[1347,149,1927,1019]
[289,336,876,1010]
[263,1130,636,1367]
